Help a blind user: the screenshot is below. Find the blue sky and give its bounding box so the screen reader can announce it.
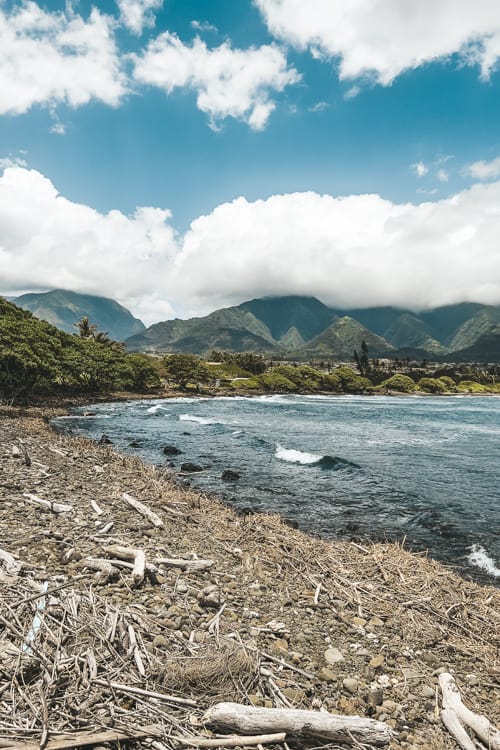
[1,0,500,322]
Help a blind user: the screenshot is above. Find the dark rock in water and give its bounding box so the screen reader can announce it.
[283,517,299,529]
[163,445,182,456]
[317,455,361,470]
[83,411,96,417]
[129,440,142,447]
[165,460,175,468]
[221,469,240,481]
[98,434,113,445]
[182,431,191,436]
[237,506,256,516]
[180,462,204,473]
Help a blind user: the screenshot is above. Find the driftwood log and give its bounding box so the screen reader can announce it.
[155,557,214,573]
[439,672,500,750]
[122,492,163,527]
[23,493,72,514]
[202,702,392,746]
[0,548,22,576]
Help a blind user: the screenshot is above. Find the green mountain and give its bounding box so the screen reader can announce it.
[125,294,500,362]
[299,316,395,359]
[443,325,500,363]
[13,289,145,342]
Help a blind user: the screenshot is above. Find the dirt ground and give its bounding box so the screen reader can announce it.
[0,406,498,750]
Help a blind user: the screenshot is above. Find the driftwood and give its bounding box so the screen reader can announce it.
[92,678,197,707]
[122,492,163,527]
[156,557,214,573]
[439,672,500,750]
[103,545,147,586]
[173,733,287,747]
[23,493,72,514]
[90,499,103,515]
[0,725,162,750]
[0,548,22,576]
[202,703,392,746]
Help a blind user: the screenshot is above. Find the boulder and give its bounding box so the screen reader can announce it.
[221,469,240,481]
[163,445,182,456]
[180,462,204,473]
[98,434,113,445]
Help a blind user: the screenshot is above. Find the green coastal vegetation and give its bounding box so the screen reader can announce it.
[1,296,499,403]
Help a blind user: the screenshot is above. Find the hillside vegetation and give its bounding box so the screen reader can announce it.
[0,297,160,403]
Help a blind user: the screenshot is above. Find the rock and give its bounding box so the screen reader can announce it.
[129,440,142,447]
[163,445,182,456]
[318,668,337,682]
[369,688,384,706]
[343,678,359,693]
[370,654,385,668]
[273,638,289,654]
[352,616,367,627]
[421,686,435,698]
[283,517,299,529]
[152,635,167,648]
[324,647,345,665]
[221,469,240,481]
[180,462,204,473]
[98,435,113,445]
[282,688,305,702]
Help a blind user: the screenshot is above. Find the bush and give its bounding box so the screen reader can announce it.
[380,374,416,393]
[335,367,372,393]
[258,372,296,392]
[417,377,448,393]
[456,380,488,393]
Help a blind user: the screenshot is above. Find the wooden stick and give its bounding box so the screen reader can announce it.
[122,492,163,527]
[156,557,214,573]
[90,499,104,515]
[93,678,197,707]
[441,709,476,750]
[0,725,162,750]
[23,493,72,514]
[202,703,392,746]
[175,733,287,747]
[439,673,500,750]
[103,544,148,586]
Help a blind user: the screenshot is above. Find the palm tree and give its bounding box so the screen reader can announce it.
[75,316,98,339]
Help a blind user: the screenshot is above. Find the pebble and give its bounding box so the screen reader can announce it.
[342,677,359,693]
[370,654,385,668]
[324,646,345,665]
[421,686,435,698]
[318,668,337,682]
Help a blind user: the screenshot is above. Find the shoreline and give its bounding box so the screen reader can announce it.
[0,405,499,749]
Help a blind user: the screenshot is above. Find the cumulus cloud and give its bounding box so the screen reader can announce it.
[466,156,500,180]
[0,2,126,116]
[117,0,163,35]
[254,0,500,84]
[0,167,177,325]
[3,166,500,323]
[133,33,300,130]
[169,184,500,315]
[437,168,449,182]
[190,20,218,34]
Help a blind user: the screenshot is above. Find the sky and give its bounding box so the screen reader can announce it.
[1,0,500,324]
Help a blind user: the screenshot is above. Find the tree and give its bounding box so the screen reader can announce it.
[75,316,98,339]
[163,354,209,389]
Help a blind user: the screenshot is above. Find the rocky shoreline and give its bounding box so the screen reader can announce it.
[0,406,499,750]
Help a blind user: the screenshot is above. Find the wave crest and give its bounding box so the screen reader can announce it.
[275,445,360,470]
[468,544,500,578]
[179,414,225,426]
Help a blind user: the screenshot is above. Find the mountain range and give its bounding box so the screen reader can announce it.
[12,289,145,342]
[5,289,500,362]
[126,295,500,362]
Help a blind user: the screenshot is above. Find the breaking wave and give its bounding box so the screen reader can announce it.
[179,414,226,426]
[275,445,360,470]
[468,545,500,578]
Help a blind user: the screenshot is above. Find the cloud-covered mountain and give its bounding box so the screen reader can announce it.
[125,295,500,361]
[13,289,145,342]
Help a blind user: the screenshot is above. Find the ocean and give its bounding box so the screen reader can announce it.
[54,394,500,584]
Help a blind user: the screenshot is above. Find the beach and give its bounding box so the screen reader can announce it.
[0,405,499,750]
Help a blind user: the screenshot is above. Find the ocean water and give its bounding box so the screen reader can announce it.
[54,394,500,584]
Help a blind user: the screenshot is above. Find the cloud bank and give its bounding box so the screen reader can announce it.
[255,0,500,84]
[2,165,500,323]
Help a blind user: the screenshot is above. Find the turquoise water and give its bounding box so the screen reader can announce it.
[55,394,500,584]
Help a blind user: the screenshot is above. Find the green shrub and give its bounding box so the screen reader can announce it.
[258,372,296,392]
[335,367,372,393]
[456,380,488,393]
[417,377,448,393]
[380,374,416,393]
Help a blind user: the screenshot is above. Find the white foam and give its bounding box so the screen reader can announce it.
[147,404,167,414]
[275,444,322,464]
[179,414,225,425]
[468,544,500,578]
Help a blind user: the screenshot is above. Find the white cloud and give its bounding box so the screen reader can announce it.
[0,2,126,116]
[0,167,177,325]
[411,162,428,178]
[437,168,449,182]
[3,166,500,324]
[191,20,218,34]
[0,156,28,169]
[50,122,66,135]
[254,0,500,84]
[308,101,329,112]
[466,156,500,180]
[117,0,163,35]
[133,33,300,130]
[169,183,500,315]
